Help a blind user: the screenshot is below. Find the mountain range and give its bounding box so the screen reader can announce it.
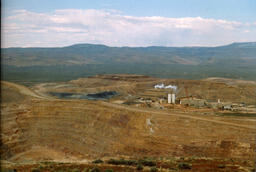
[2,42,256,67]
[2,42,256,84]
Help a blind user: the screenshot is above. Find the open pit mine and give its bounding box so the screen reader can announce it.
[1,74,256,171]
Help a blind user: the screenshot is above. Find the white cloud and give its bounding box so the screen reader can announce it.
[2,9,256,47]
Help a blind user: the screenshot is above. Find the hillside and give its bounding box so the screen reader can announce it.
[2,42,256,84]
[2,42,256,66]
[1,75,256,171]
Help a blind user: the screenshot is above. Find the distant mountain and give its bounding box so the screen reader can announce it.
[2,42,256,84]
[2,42,256,67]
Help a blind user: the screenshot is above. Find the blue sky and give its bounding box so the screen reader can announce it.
[3,0,256,22]
[2,0,256,47]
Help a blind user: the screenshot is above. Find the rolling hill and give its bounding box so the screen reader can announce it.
[2,42,256,66]
[2,42,256,84]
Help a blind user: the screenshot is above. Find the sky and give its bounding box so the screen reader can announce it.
[2,0,256,47]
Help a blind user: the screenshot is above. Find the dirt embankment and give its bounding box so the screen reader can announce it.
[1,81,50,103]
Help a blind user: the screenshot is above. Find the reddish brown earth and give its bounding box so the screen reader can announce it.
[1,75,256,171]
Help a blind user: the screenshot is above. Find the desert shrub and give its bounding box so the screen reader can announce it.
[123,159,136,166]
[118,159,127,165]
[106,159,119,165]
[72,168,80,172]
[1,169,17,172]
[178,163,192,169]
[150,167,158,172]
[107,158,156,167]
[106,159,136,166]
[91,167,101,172]
[105,169,114,172]
[138,159,156,166]
[31,168,41,172]
[43,161,56,165]
[83,168,88,172]
[136,164,143,171]
[92,159,104,164]
[57,170,65,172]
[218,164,225,168]
[168,167,177,171]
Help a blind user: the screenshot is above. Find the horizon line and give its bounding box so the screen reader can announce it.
[2,41,256,49]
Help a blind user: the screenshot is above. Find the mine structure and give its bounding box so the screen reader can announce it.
[167,93,176,104]
[122,80,255,113]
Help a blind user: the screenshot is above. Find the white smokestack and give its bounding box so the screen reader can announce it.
[171,94,175,104]
[168,94,171,104]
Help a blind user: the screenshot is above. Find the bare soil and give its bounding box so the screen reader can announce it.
[1,75,256,171]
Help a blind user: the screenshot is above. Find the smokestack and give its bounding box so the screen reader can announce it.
[168,94,171,104]
[171,94,175,104]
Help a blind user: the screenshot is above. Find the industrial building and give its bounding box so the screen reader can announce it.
[178,97,207,108]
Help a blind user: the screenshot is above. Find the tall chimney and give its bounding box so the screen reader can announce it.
[171,94,175,104]
[168,94,171,104]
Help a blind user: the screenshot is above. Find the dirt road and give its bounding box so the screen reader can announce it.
[101,101,256,130]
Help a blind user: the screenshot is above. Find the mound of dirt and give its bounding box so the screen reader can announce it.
[1,81,29,104]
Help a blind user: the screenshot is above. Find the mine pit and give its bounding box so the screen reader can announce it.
[49,91,118,100]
